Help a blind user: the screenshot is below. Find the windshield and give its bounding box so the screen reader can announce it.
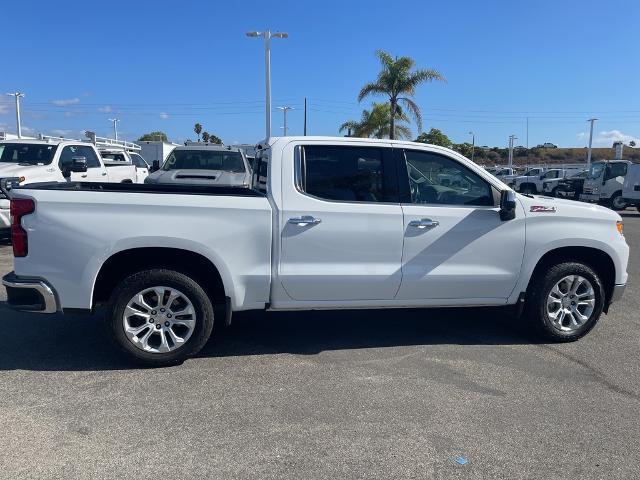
[0,143,58,166]
[162,149,245,173]
[588,162,605,180]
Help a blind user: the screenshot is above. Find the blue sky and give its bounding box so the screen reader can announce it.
[1,0,639,148]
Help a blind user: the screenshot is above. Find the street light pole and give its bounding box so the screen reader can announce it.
[508,135,517,169]
[587,118,597,169]
[6,92,25,138]
[277,106,293,136]
[468,131,475,162]
[246,30,288,139]
[108,118,120,140]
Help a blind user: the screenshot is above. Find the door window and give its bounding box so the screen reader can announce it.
[402,150,493,206]
[300,145,392,202]
[130,154,148,168]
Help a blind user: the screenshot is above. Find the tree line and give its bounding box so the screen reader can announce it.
[137,124,222,144]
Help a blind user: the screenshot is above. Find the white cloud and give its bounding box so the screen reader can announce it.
[29,112,47,120]
[0,103,9,115]
[52,97,80,106]
[98,105,112,113]
[21,126,35,135]
[159,112,169,119]
[595,130,640,146]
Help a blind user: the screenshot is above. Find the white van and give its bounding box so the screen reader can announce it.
[622,163,640,212]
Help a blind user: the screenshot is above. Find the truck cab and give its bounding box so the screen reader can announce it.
[580,160,631,210]
[99,148,150,183]
[508,167,545,191]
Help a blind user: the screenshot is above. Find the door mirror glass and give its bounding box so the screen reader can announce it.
[499,190,517,220]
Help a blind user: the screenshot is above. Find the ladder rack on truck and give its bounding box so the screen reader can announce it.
[36,133,141,152]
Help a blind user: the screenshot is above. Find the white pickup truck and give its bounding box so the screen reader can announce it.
[0,138,138,236]
[1,137,629,366]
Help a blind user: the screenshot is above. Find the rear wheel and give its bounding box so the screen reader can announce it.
[525,262,604,342]
[107,269,214,367]
[550,187,559,197]
[521,184,536,195]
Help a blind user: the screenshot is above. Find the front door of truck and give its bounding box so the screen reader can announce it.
[278,144,404,301]
[59,145,107,182]
[396,148,525,301]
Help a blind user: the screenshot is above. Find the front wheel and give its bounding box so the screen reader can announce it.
[520,184,536,195]
[610,193,628,211]
[525,262,605,341]
[107,269,214,367]
[550,187,558,197]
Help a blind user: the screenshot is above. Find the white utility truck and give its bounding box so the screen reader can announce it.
[514,167,582,195]
[0,136,138,236]
[621,163,640,212]
[99,148,150,184]
[2,137,629,366]
[580,160,632,210]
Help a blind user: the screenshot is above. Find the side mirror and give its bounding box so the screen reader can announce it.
[71,157,88,173]
[499,190,517,221]
[151,160,160,172]
[61,156,88,177]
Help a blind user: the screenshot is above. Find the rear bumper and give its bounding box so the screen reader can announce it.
[2,272,59,313]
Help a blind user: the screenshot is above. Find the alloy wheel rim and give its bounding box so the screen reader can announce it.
[546,275,595,332]
[122,286,196,353]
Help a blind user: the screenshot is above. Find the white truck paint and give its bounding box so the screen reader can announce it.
[580,160,632,210]
[2,136,629,366]
[622,163,640,211]
[507,167,546,192]
[99,148,150,184]
[0,139,138,234]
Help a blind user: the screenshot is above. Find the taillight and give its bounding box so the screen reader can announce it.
[10,198,35,257]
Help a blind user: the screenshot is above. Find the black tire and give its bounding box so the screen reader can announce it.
[525,262,605,342]
[520,184,537,195]
[610,192,628,211]
[107,269,214,367]
[550,187,558,197]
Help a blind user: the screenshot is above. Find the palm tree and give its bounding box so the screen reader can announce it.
[202,131,210,143]
[339,103,412,139]
[194,123,203,142]
[358,50,445,139]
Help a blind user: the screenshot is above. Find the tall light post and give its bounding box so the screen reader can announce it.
[508,135,517,169]
[587,118,597,169]
[468,131,475,162]
[108,118,120,141]
[277,106,293,136]
[246,30,288,139]
[6,92,25,138]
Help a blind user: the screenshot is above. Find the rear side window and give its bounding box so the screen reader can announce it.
[300,146,389,202]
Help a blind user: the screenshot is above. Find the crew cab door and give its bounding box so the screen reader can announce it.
[59,145,107,182]
[130,153,149,183]
[278,143,403,301]
[396,148,525,301]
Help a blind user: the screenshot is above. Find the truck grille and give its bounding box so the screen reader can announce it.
[583,187,594,194]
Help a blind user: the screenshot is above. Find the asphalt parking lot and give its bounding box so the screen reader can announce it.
[0,211,638,480]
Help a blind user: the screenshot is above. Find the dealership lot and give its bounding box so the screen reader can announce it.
[0,212,638,479]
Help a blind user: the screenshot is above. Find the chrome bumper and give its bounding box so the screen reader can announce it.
[2,272,59,313]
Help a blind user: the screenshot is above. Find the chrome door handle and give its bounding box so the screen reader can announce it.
[288,215,321,226]
[408,218,439,229]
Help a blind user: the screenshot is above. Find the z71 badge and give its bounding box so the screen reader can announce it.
[530,205,556,213]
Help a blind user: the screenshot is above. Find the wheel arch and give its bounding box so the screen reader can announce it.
[92,247,228,310]
[526,246,616,309]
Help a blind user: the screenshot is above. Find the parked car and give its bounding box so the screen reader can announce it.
[580,160,632,210]
[145,145,251,187]
[0,138,138,236]
[543,170,588,197]
[514,167,583,195]
[1,137,629,366]
[507,167,546,190]
[99,148,150,184]
[621,163,640,212]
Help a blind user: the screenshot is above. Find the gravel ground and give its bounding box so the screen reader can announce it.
[0,211,638,479]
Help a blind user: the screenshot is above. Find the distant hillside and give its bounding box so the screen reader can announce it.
[476,146,640,166]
